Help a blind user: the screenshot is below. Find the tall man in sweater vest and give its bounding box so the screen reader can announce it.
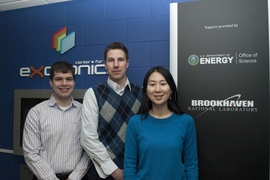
[81,42,142,180]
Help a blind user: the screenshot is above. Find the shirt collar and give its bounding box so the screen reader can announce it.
[48,94,77,108]
[107,78,131,94]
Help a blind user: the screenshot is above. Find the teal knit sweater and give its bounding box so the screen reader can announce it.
[124,113,198,180]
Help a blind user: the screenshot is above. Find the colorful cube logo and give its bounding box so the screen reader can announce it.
[52,27,75,54]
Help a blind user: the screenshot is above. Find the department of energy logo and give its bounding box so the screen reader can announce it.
[188,94,258,117]
[52,27,75,54]
[188,53,234,65]
[188,54,199,66]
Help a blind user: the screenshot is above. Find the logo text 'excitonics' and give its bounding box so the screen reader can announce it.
[20,60,106,78]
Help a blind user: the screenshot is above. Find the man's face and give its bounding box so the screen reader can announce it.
[49,71,75,102]
[105,49,129,85]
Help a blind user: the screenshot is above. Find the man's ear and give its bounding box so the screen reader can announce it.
[49,79,53,87]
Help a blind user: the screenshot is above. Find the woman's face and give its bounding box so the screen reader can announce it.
[146,71,172,107]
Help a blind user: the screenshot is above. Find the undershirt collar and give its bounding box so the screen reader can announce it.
[107,78,131,95]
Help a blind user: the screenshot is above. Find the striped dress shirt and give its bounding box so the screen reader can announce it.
[23,95,90,180]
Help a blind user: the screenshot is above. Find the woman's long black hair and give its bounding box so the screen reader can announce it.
[139,66,183,119]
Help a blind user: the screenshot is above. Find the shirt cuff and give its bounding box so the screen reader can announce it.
[100,160,118,176]
[68,172,84,180]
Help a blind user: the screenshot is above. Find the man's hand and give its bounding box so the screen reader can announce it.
[111,168,123,180]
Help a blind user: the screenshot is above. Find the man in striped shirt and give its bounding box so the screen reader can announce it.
[23,61,90,180]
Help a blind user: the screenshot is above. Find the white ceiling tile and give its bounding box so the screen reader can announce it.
[0,0,71,11]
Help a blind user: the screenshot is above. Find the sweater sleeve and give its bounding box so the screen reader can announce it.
[183,115,199,180]
[124,116,139,180]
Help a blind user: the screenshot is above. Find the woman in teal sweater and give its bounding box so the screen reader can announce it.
[124,66,198,180]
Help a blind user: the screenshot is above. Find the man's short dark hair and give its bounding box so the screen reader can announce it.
[104,42,129,61]
[49,61,75,80]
